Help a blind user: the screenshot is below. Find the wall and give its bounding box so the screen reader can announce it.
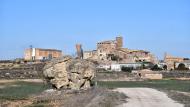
[83,51,98,60]
[24,49,32,60]
[161,71,190,78]
[95,72,142,81]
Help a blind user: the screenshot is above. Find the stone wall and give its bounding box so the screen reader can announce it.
[96,72,142,81]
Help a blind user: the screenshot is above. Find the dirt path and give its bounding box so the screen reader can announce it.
[115,88,184,107]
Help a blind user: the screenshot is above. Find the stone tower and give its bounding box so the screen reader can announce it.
[116,36,123,48]
[76,44,83,59]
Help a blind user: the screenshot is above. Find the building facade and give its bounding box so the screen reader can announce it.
[83,50,97,60]
[24,48,62,61]
[117,48,157,63]
[97,40,117,61]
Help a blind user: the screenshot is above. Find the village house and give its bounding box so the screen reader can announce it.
[116,48,157,63]
[83,50,97,60]
[24,48,62,61]
[164,53,184,70]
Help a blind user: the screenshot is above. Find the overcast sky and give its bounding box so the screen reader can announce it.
[0,0,190,60]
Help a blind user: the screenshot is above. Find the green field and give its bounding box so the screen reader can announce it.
[0,81,48,101]
[98,80,190,92]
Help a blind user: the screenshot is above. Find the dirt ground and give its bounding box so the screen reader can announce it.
[115,88,184,107]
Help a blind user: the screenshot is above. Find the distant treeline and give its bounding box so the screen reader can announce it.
[0,60,13,63]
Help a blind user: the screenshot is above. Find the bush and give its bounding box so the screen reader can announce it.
[111,55,119,61]
[176,63,189,70]
[151,64,162,71]
[163,65,167,70]
[121,67,133,73]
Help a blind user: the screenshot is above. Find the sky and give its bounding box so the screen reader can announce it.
[0,0,190,60]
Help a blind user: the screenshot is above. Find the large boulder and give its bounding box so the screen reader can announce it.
[43,56,96,90]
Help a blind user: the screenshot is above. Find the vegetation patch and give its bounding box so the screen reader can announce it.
[166,90,190,107]
[0,81,48,101]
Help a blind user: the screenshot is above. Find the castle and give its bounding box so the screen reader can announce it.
[83,36,157,64]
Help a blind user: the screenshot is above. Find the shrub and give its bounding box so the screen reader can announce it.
[121,67,133,73]
[111,56,119,61]
[151,64,162,71]
[176,63,189,70]
[163,65,167,70]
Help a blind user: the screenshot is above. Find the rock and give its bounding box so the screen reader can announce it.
[43,56,96,90]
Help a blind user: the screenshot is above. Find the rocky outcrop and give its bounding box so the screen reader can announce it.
[43,56,96,90]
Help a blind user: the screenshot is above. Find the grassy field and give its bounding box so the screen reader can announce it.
[98,79,190,92]
[0,81,48,101]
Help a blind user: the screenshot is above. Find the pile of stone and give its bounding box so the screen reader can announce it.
[43,56,96,90]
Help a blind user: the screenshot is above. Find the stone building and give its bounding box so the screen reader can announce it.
[164,53,184,70]
[116,48,157,63]
[24,48,62,61]
[97,40,117,61]
[83,36,157,64]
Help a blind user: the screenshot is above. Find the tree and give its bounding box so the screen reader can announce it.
[121,67,133,73]
[151,64,162,71]
[163,65,167,70]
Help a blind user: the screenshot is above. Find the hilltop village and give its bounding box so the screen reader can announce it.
[22,36,190,71]
[1,36,190,81]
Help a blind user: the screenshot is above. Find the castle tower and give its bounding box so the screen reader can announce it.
[76,44,83,59]
[116,36,123,48]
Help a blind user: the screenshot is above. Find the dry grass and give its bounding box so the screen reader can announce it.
[31,87,127,107]
[165,90,190,107]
